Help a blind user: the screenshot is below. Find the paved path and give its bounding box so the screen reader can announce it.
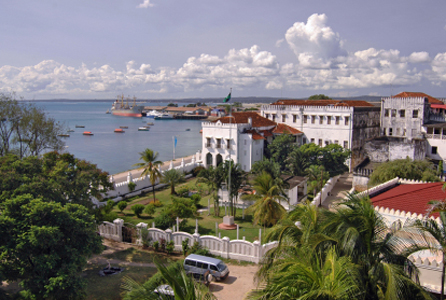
[322,173,353,209]
[111,154,196,183]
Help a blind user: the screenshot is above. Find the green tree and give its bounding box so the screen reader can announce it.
[117,201,128,213]
[132,204,145,218]
[133,148,163,202]
[0,92,66,158]
[197,165,225,216]
[306,165,330,202]
[369,158,440,186]
[162,169,185,195]
[242,172,287,228]
[0,152,112,209]
[167,197,197,219]
[267,133,297,170]
[251,158,281,179]
[308,94,331,100]
[0,194,103,299]
[222,160,247,216]
[144,203,156,216]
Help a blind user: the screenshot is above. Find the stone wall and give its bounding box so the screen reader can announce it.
[351,107,381,168]
[363,136,426,163]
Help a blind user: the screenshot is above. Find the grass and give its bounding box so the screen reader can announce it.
[103,247,180,264]
[84,263,157,300]
[112,178,264,242]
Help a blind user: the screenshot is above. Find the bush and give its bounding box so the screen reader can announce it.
[176,187,190,198]
[152,200,163,207]
[153,241,159,252]
[154,210,175,230]
[190,241,211,256]
[192,166,205,177]
[144,203,155,216]
[102,211,119,222]
[190,193,201,206]
[182,238,190,256]
[166,241,175,254]
[103,199,115,214]
[131,204,145,218]
[128,181,136,192]
[117,201,128,213]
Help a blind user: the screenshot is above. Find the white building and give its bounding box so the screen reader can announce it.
[201,112,302,172]
[260,99,381,169]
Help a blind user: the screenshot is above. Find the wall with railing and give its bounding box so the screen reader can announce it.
[310,175,341,207]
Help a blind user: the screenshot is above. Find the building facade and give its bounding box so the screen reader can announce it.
[201,112,302,172]
[260,100,381,169]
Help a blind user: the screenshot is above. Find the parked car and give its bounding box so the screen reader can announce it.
[183,254,229,281]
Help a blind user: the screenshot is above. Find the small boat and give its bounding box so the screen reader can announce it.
[76,125,85,128]
[154,113,174,120]
[185,128,191,131]
[146,110,162,118]
[147,122,154,125]
[67,129,75,132]
[114,128,125,133]
[57,134,70,137]
[83,131,93,135]
[119,126,128,129]
[138,127,149,131]
[105,109,111,114]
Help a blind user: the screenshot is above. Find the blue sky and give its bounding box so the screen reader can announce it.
[1,0,446,100]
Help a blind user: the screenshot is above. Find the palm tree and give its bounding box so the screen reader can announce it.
[197,165,225,216]
[408,199,446,300]
[305,165,330,203]
[221,160,246,216]
[122,259,215,300]
[242,171,287,228]
[133,148,162,202]
[162,169,185,195]
[253,194,433,300]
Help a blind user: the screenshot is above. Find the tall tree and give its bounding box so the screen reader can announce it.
[242,172,287,228]
[162,169,185,195]
[0,152,112,209]
[308,94,331,100]
[267,133,297,170]
[251,158,281,179]
[197,165,225,216]
[0,195,103,299]
[305,165,330,202]
[0,92,65,158]
[133,148,163,202]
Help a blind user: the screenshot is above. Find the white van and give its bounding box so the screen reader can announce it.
[183,254,229,281]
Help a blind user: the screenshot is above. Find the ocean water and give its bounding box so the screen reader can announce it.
[33,101,203,175]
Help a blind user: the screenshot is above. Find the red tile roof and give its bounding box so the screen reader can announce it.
[370,182,445,218]
[214,112,276,128]
[392,92,443,104]
[261,130,273,137]
[246,130,265,140]
[271,99,374,107]
[272,123,303,135]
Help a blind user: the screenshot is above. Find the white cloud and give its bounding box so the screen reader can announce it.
[137,0,154,8]
[2,13,446,98]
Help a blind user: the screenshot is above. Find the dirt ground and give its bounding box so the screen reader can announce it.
[209,264,258,300]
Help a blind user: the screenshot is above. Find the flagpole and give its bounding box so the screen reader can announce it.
[227,88,232,216]
[173,136,175,160]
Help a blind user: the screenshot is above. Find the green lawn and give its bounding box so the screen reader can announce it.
[112,178,264,242]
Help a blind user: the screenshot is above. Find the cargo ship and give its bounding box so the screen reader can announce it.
[111,95,143,117]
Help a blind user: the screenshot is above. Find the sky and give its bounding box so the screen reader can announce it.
[1,0,446,100]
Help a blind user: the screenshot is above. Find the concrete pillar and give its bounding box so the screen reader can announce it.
[176,217,179,232]
[165,229,172,243]
[127,172,133,183]
[136,222,148,246]
[237,224,239,240]
[222,236,230,259]
[253,240,261,263]
[113,218,124,242]
[193,232,200,245]
[195,219,198,234]
[169,160,174,170]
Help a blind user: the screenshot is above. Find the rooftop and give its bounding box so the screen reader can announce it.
[369,182,445,218]
[270,99,375,107]
[272,123,303,135]
[392,92,443,104]
[214,112,276,128]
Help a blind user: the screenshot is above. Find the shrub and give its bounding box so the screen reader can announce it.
[182,238,190,256]
[176,187,190,198]
[131,204,145,218]
[190,241,211,256]
[144,203,155,216]
[103,199,115,214]
[166,241,175,254]
[153,241,159,252]
[102,211,118,222]
[154,210,175,230]
[192,166,205,177]
[152,200,163,207]
[117,201,128,213]
[190,193,201,206]
[128,181,136,192]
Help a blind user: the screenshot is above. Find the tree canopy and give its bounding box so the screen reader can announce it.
[0,152,112,209]
[0,195,103,299]
[308,94,331,100]
[369,158,440,185]
[0,92,66,158]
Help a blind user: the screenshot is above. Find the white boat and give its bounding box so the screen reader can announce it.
[154,113,174,120]
[138,126,149,131]
[146,110,162,118]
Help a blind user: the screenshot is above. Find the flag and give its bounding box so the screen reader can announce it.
[223,90,231,103]
[174,136,177,148]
